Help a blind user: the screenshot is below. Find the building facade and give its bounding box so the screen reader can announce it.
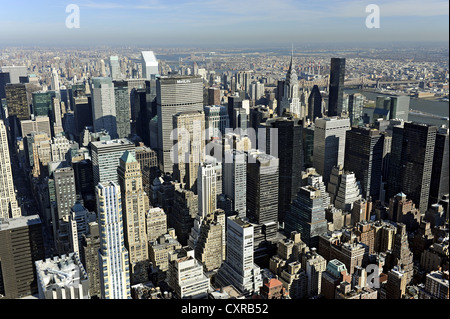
[117,151,150,284]
[0,120,21,219]
[344,126,384,201]
[215,216,263,296]
[157,75,203,173]
[263,117,303,223]
[35,253,90,299]
[172,110,205,190]
[327,58,346,117]
[167,247,210,299]
[313,117,350,185]
[246,149,279,241]
[90,138,135,186]
[223,149,247,218]
[91,77,118,139]
[0,215,45,299]
[96,182,131,299]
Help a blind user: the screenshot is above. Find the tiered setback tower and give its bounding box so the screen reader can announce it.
[118,151,150,284]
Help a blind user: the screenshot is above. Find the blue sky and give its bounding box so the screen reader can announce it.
[0,0,448,47]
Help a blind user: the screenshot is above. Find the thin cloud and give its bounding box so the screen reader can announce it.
[0,0,447,45]
[78,0,449,20]
[173,0,449,18]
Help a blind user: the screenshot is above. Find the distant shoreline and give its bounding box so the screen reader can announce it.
[415,97,449,103]
[358,88,449,102]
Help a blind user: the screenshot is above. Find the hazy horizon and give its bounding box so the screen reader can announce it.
[0,41,448,51]
[0,0,448,48]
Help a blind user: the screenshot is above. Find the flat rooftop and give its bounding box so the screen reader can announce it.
[0,215,41,231]
[35,253,87,289]
[141,51,158,65]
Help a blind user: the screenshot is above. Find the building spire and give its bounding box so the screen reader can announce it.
[288,43,294,72]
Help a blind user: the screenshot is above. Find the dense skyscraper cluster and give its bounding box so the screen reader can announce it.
[0,47,448,302]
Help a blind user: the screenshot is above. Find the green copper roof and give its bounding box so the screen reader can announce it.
[120,150,137,163]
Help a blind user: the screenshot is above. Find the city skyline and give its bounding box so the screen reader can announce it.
[0,0,448,304]
[0,0,448,47]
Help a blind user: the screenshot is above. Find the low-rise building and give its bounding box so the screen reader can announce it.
[35,253,89,299]
[335,281,378,299]
[167,247,211,299]
[419,270,449,299]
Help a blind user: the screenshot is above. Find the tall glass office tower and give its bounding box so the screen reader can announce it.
[389,96,410,121]
[308,85,323,122]
[0,72,10,100]
[109,56,121,81]
[91,77,118,139]
[32,91,56,119]
[284,185,328,248]
[386,123,405,200]
[400,122,437,213]
[246,149,279,241]
[90,138,136,186]
[5,83,29,121]
[344,126,384,201]
[388,122,438,213]
[113,80,131,139]
[348,93,364,126]
[156,75,203,173]
[0,215,44,298]
[313,117,350,185]
[328,58,346,117]
[141,51,159,80]
[223,149,247,218]
[430,126,449,206]
[263,116,303,223]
